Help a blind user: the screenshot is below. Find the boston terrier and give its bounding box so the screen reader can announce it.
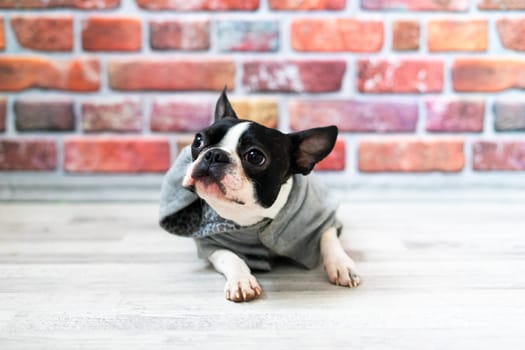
[159,89,360,302]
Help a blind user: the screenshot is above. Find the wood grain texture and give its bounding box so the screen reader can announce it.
[0,200,524,349]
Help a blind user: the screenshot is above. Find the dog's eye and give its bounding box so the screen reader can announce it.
[245,149,266,166]
[192,134,204,149]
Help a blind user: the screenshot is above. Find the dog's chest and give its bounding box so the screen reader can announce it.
[194,203,270,239]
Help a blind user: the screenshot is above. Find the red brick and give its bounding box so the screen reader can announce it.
[14,98,74,131]
[478,0,525,10]
[428,20,487,52]
[0,97,6,131]
[315,139,345,171]
[218,21,278,52]
[243,60,345,93]
[151,99,213,132]
[452,59,525,92]
[291,19,383,52]
[473,141,525,170]
[150,20,209,51]
[11,16,73,51]
[64,137,170,173]
[359,139,465,172]
[136,0,259,10]
[108,59,235,91]
[289,99,417,132]
[392,21,420,51]
[425,99,485,133]
[362,0,469,11]
[0,56,100,92]
[497,19,525,51]
[82,17,141,52]
[357,59,443,93]
[0,0,119,9]
[81,98,142,132]
[0,18,5,50]
[269,0,345,10]
[494,101,525,131]
[0,139,56,171]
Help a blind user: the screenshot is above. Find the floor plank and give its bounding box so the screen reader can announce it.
[0,199,524,349]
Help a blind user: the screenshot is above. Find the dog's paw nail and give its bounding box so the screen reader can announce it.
[350,274,361,287]
[225,275,262,302]
[324,257,360,289]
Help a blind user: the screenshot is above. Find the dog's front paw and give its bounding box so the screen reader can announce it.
[224,274,262,302]
[324,255,361,288]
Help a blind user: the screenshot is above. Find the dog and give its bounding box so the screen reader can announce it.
[159,89,360,302]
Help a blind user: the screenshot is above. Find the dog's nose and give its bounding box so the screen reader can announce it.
[192,148,231,180]
[204,149,230,164]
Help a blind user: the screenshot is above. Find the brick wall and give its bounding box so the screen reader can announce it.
[1,0,525,193]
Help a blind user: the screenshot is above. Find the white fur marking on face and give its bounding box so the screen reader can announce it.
[218,122,251,154]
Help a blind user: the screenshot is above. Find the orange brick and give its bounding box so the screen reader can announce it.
[108,58,234,91]
[357,59,443,93]
[0,56,100,92]
[452,59,525,92]
[0,0,119,9]
[497,18,525,51]
[392,20,419,51]
[136,0,258,10]
[359,139,465,172]
[269,0,345,10]
[428,20,488,52]
[82,17,141,51]
[291,19,383,52]
[478,0,525,10]
[11,16,73,51]
[0,18,4,50]
[64,137,170,173]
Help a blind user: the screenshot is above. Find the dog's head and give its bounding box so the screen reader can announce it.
[182,89,338,218]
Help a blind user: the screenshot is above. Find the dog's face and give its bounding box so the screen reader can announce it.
[182,90,338,218]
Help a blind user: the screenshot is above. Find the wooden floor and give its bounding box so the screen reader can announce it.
[0,197,524,349]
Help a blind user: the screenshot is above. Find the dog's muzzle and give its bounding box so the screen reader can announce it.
[192,148,231,177]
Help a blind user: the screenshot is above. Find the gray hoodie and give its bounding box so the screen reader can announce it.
[159,146,341,271]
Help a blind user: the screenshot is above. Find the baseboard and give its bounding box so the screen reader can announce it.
[1,173,525,202]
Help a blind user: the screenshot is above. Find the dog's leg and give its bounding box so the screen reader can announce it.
[208,249,262,302]
[320,227,361,288]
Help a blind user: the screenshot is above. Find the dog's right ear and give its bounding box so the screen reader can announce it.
[214,87,238,121]
[288,126,338,175]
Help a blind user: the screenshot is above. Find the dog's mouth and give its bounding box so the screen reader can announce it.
[183,175,246,206]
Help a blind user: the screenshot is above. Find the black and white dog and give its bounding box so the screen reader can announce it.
[159,90,360,302]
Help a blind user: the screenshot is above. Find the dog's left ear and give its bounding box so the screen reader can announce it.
[214,87,238,121]
[288,126,338,175]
